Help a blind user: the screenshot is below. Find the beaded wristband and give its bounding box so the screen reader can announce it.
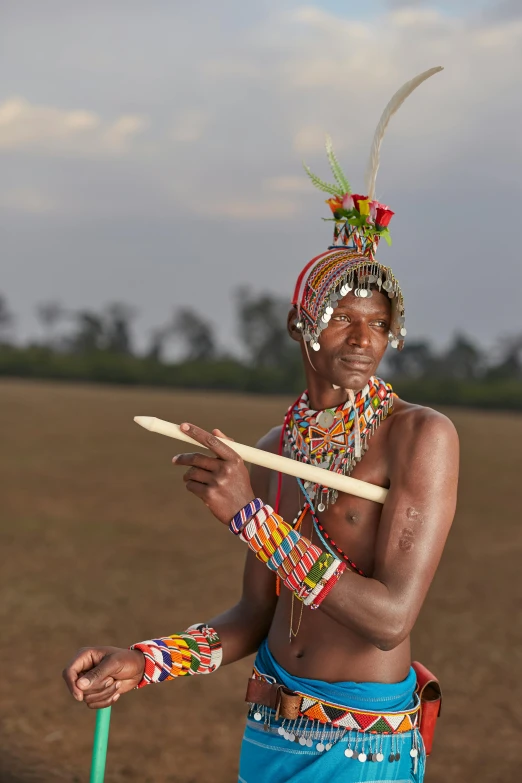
[229,497,263,535]
[130,624,222,688]
[239,502,343,605]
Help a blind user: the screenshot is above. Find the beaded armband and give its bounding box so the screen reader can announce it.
[130,623,222,688]
[229,497,263,535]
[237,502,345,609]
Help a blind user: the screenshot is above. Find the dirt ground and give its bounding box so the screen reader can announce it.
[0,379,520,783]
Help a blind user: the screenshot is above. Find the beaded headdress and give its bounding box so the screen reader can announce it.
[292,67,443,353]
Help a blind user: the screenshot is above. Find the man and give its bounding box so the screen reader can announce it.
[63,68,457,782]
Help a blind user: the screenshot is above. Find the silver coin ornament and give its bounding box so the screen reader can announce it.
[358,752,367,762]
[306,739,313,748]
[254,712,262,721]
[325,743,332,751]
[344,748,354,758]
[299,737,307,746]
[410,748,418,758]
[317,742,325,753]
[325,306,334,315]
[400,327,407,337]
[317,503,326,512]
[312,342,320,352]
[278,727,285,735]
[376,752,384,762]
[317,410,335,429]
[321,313,331,323]
[383,279,393,292]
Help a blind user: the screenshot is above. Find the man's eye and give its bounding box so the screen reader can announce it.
[333,315,349,322]
[373,321,388,328]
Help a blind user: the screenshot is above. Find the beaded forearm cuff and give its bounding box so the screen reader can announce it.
[130,623,222,688]
[229,497,263,535]
[238,502,345,609]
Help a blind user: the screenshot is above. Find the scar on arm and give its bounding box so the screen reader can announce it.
[398,526,415,552]
[407,507,424,523]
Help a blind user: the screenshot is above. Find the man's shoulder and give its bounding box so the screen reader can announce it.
[255,425,283,455]
[390,398,458,447]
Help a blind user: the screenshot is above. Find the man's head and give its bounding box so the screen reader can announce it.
[289,287,391,391]
[290,249,406,391]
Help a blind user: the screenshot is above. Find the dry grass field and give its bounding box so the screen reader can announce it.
[0,379,521,783]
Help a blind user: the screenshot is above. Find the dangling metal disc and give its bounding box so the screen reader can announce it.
[317,410,334,429]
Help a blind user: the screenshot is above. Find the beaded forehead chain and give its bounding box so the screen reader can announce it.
[292,67,443,354]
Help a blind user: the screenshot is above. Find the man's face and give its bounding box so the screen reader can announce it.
[307,289,392,390]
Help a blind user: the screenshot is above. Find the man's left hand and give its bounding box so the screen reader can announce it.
[172,423,256,526]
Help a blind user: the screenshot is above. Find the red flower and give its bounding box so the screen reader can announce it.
[351,194,368,211]
[374,203,394,227]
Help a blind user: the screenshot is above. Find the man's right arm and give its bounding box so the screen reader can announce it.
[62,427,281,708]
[204,427,281,664]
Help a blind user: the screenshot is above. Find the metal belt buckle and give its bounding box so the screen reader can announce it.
[274,685,284,722]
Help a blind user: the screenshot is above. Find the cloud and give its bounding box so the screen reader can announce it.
[2,0,522,349]
[265,176,312,194]
[206,198,299,220]
[0,187,57,214]
[171,109,209,143]
[0,97,148,156]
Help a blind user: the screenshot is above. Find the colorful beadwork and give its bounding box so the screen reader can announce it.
[229,497,263,535]
[131,624,222,688]
[237,502,344,607]
[250,667,420,733]
[284,376,394,507]
[293,250,406,353]
[295,68,443,353]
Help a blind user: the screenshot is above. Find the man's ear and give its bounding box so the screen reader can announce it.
[287,306,303,343]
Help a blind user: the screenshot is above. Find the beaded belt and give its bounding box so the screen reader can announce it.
[247,667,420,734]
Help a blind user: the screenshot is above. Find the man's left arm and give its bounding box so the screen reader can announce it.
[319,408,459,650]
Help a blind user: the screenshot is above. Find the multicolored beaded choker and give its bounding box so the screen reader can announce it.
[283,377,393,510]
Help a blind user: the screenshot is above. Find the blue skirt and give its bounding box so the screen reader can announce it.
[238,640,426,783]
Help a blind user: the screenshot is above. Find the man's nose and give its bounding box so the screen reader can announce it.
[346,322,371,347]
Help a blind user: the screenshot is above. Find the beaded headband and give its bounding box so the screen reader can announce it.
[292,67,443,353]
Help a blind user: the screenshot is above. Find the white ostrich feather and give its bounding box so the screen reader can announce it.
[365,66,443,201]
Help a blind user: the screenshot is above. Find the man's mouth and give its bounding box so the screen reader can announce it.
[339,355,373,369]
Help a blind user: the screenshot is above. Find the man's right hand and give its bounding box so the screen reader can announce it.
[62,647,145,709]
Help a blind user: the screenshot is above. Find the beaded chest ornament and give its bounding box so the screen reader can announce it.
[284,376,393,509]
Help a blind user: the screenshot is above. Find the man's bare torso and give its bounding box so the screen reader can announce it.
[257,397,417,684]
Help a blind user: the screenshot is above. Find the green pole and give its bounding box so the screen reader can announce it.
[89,707,112,783]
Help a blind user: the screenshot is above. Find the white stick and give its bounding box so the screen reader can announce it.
[134,416,388,505]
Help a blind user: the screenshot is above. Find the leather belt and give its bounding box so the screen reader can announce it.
[245,672,420,734]
[246,676,301,721]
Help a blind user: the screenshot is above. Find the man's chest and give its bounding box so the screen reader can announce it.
[269,421,391,576]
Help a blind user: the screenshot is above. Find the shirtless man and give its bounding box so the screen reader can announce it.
[63,69,455,782]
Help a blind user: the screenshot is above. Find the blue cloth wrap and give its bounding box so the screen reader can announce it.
[238,639,425,783]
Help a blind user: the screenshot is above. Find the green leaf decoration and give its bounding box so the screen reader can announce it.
[303,164,344,196]
[325,136,351,194]
[381,228,392,246]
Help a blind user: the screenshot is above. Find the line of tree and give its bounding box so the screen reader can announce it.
[0,291,521,408]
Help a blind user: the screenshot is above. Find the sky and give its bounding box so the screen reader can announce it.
[1,0,521,355]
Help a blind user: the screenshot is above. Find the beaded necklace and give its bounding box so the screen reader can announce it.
[283,376,394,510]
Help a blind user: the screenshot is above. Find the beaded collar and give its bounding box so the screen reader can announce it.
[283,377,393,509]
